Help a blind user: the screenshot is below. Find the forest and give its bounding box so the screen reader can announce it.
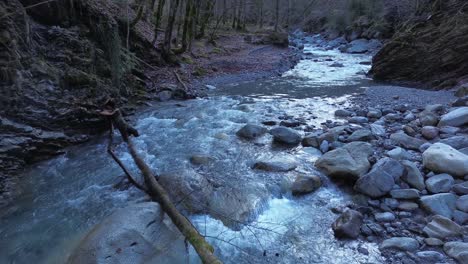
[1,0,468,263]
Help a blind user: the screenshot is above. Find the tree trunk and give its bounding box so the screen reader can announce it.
[274,0,279,32]
[174,0,193,54]
[163,0,181,60]
[152,0,166,45]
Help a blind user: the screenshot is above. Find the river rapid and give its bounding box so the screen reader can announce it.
[1,37,387,263]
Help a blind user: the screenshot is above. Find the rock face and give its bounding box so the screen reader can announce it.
[380,237,419,252]
[354,158,404,198]
[423,143,468,177]
[420,193,458,219]
[68,203,186,264]
[332,209,363,239]
[371,1,468,90]
[438,107,468,127]
[236,124,267,139]
[270,127,302,145]
[423,215,462,239]
[315,142,373,180]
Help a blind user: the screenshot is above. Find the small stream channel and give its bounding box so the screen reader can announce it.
[1,38,386,263]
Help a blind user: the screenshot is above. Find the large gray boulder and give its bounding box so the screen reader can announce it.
[380,237,419,252]
[443,242,468,264]
[440,136,468,150]
[253,157,298,172]
[347,129,373,142]
[425,174,455,194]
[68,203,186,264]
[332,209,363,239]
[315,142,373,180]
[354,158,404,198]
[270,127,302,145]
[438,107,468,127]
[420,193,458,218]
[401,161,425,191]
[423,143,468,177]
[236,124,267,139]
[158,170,213,214]
[423,215,462,239]
[291,175,322,196]
[390,132,426,151]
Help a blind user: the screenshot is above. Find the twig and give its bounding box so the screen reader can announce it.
[174,70,189,90]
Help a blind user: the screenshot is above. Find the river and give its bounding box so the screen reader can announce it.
[0,39,386,263]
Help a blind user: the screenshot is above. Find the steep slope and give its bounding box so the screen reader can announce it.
[371,1,468,89]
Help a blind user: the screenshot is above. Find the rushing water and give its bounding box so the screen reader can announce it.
[0,40,385,263]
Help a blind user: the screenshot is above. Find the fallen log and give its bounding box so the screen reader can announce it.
[104,104,222,264]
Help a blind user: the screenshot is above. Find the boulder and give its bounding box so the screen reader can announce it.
[236,124,267,139]
[190,154,214,165]
[334,109,353,117]
[374,212,395,222]
[370,124,386,137]
[390,189,420,199]
[347,129,373,142]
[354,158,404,198]
[67,203,186,264]
[315,142,373,180]
[401,161,425,190]
[444,242,468,264]
[398,202,419,211]
[438,107,468,127]
[422,143,468,177]
[420,193,458,218]
[439,136,468,150]
[421,126,439,140]
[302,136,319,148]
[453,182,468,195]
[380,237,419,252]
[386,147,412,161]
[390,132,426,151]
[415,251,445,262]
[349,116,368,124]
[423,215,462,239]
[332,209,363,239]
[456,195,468,213]
[158,170,213,214]
[454,210,468,225]
[291,175,322,196]
[270,127,302,146]
[425,173,454,194]
[253,158,298,172]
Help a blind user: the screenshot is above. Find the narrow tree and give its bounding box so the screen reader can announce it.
[152,0,166,45]
[163,0,181,61]
[274,0,280,32]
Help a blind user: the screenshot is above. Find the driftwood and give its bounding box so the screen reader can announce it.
[105,110,222,264]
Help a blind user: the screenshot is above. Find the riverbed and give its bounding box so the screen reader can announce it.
[1,39,386,263]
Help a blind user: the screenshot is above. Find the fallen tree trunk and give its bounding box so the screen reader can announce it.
[105,114,222,264]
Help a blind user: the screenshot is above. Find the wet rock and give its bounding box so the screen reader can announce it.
[423,215,462,239]
[453,182,468,195]
[415,251,445,263]
[444,242,468,264]
[270,127,302,146]
[386,147,412,161]
[334,109,353,117]
[454,210,468,225]
[380,237,419,252]
[253,158,298,172]
[421,126,439,140]
[158,170,213,214]
[349,116,369,124]
[354,158,404,198]
[390,132,426,151]
[320,140,329,153]
[420,193,458,218]
[189,154,214,165]
[456,195,468,213]
[423,143,468,177]
[291,175,322,196]
[236,124,267,139]
[419,112,439,127]
[157,90,173,101]
[390,189,420,199]
[67,203,186,264]
[439,126,460,135]
[367,109,382,119]
[439,136,468,150]
[438,107,468,127]
[330,62,344,67]
[332,209,363,239]
[315,142,373,180]
[347,129,373,142]
[302,136,319,148]
[375,212,395,222]
[401,161,425,191]
[425,173,454,194]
